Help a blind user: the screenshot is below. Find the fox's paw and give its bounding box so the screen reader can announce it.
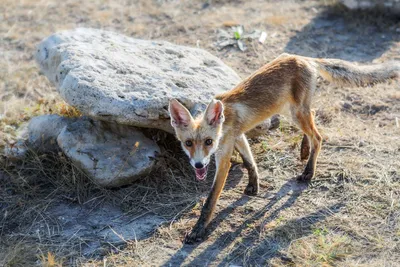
[296,172,313,182]
[184,226,206,244]
[244,183,259,196]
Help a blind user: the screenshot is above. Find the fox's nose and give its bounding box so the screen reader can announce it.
[195,162,204,169]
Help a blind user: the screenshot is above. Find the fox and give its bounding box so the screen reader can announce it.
[168,53,399,243]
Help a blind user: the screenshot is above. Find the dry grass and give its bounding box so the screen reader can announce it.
[1,0,400,266]
[0,134,210,265]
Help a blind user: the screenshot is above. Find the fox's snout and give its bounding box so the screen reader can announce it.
[189,153,210,169]
[194,162,204,169]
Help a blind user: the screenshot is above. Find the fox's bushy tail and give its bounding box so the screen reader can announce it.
[312,58,399,87]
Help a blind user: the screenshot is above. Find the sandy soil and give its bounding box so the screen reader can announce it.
[1,0,399,266]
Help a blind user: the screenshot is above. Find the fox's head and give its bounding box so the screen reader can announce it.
[169,99,225,181]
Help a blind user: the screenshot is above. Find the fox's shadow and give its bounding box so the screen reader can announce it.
[162,178,319,266]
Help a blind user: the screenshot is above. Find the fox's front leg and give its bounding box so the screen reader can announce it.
[185,138,234,243]
[235,134,259,195]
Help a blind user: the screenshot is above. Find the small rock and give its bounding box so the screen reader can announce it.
[28,114,77,153]
[57,117,160,187]
[246,115,280,138]
[342,102,353,110]
[269,114,281,130]
[358,140,366,147]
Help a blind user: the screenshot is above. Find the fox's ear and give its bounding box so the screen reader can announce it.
[169,99,193,128]
[205,99,225,126]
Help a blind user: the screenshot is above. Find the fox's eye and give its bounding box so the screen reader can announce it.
[185,140,193,147]
[205,139,213,146]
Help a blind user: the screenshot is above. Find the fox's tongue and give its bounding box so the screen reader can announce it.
[195,166,208,181]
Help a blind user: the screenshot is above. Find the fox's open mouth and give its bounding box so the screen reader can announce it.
[195,166,208,181]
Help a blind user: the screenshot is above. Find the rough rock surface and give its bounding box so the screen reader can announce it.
[28,115,76,152]
[35,28,242,133]
[340,0,400,14]
[57,117,160,187]
[4,115,76,160]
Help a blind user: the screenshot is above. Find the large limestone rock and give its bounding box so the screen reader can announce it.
[35,28,241,133]
[57,117,160,187]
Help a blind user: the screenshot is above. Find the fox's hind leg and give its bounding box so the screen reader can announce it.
[299,109,316,161]
[291,107,322,181]
[235,134,259,195]
[300,134,310,161]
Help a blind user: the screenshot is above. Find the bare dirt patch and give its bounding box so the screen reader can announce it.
[1,0,399,266]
